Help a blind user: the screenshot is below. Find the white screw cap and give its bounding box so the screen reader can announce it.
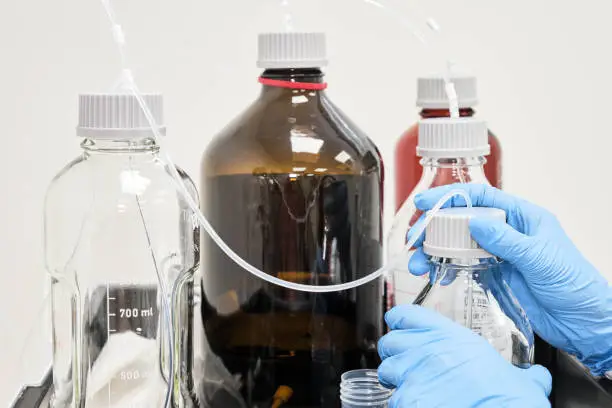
[424,207,506,259]
[417,75,478,109]
[257,32,328,69]
[417,117,490,158]
[77,93,166,139]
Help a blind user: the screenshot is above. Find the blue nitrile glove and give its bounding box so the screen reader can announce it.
[409,183,612,377]
[378,305,552,408]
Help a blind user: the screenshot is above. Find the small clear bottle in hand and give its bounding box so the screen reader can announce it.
[413,207,534,367]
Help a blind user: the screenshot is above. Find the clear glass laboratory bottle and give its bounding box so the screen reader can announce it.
[45,94,199,407]
[196,32,384,408]
[394,75,502,212]
[413,207,534,367]
[388,117,490,308]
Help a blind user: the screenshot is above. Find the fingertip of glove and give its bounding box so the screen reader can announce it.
[414,193,427,210]
[377,331,394,360]
[407,215,427,247]
[408,248,430,276]
[468,217,497,235]
[384,304,420,328]
[523,364,553,397]
[377,335,386,360]
[377,367,395,390]
[385,304,455,331]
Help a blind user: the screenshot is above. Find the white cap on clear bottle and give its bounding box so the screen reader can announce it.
[417,117,490,158]
[76,93,165,139]
[257,32,328,69]
[424,207,506,259]
[417,75,478,109]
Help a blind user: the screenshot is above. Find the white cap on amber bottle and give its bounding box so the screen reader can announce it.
[257,32,328,69]
[424,207,507,259]
[417,117,490,158]
[417,75,478,109]
[77,93,165,139]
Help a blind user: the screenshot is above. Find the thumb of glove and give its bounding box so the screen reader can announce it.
[469,218,536,271]
[519,365,553,397]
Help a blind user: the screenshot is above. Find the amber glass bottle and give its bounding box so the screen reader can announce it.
[197,33,384,408]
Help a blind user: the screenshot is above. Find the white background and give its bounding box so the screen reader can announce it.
[1,0,611,405]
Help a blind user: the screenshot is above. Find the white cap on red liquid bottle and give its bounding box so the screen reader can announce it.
[417,75,478,109]
[257,32,328,69]
[77,93,165,139]
[417,117,490,158]
[424,207,506,259]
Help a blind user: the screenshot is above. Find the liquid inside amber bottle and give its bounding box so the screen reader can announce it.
[195,33,384,408]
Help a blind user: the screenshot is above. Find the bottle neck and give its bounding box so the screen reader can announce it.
[259,68,326,99]
[261,68,325,84]
[432,257,499,268]
[420,156,489,185]
[81,137,159,155]
[420,108,475,119]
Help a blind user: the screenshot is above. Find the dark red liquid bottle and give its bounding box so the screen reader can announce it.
[394,75,502,211]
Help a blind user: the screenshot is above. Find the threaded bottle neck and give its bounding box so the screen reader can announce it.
[81,137,159,154]
[261,68,325,84]
[340,370,393,407]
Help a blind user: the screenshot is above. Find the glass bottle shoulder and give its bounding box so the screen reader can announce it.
[397,122,419,147]
[44,151,198,274]
[46,153,195,203]
[46,154,87,191]
[201,90,382,177]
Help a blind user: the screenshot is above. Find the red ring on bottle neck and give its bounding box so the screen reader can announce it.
[258,77,328,90]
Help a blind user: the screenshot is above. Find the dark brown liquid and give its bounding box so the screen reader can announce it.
[200,173,383,407]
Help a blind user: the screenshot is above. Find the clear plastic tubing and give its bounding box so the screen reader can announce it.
[340,369,394,408]
[129,77,471,293]
[98,0,468,293]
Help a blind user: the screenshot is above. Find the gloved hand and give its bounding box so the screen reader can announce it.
[409,183,612,376]
[378,305,552,408]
